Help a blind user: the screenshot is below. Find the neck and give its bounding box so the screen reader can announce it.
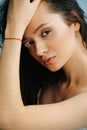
[63,40,87,89]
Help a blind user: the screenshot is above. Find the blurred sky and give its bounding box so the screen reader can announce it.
[77,0,87,15]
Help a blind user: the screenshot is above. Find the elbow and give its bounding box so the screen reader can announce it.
[0,113,12,130]
[0,106,25,130]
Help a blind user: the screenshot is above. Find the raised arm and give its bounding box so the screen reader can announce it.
[0,0,41,129]
[0,1,87,130]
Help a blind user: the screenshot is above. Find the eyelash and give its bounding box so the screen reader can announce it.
[24,30,51,48]
[41,30,51,37]
[24,41,34,48]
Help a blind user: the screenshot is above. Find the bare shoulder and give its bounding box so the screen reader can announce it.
[39,81,67,104]
[39,81,87,104]
[39,85,55,104]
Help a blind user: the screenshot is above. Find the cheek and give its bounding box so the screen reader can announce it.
[28,49,36,59]
[50,29,76,57]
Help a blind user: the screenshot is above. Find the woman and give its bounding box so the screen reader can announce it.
[0,0,87,129]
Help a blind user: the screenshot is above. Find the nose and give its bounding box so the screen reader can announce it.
[35,41,48,56]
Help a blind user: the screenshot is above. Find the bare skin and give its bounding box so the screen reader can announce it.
[39,81,87,104]
[0,1,87,130]
[24,2,87,104]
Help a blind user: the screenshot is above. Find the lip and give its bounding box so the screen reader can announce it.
[43,56,56,65]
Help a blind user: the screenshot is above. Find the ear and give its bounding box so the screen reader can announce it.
[71,22,80,32]
[70,10,80,31]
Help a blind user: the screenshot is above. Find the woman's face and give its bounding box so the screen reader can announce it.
[24,2,79,72]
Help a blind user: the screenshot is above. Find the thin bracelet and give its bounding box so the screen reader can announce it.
[4,38,22,42]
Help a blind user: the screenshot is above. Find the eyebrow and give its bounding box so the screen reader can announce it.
[34,23,49,34]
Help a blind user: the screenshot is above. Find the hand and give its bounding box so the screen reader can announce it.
[6,0,41,37]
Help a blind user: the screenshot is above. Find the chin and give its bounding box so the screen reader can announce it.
[47,66,60,72]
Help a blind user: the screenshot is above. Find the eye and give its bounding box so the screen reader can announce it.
[41,30,50,37]
[24,41,34,48]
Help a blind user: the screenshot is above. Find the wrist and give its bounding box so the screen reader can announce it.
[4,38,22,43]
[5,24,25,39]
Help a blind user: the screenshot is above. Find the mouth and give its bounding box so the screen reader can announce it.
[43,56,56,65]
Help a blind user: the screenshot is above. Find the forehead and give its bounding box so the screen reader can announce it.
[29,2,52,25]
[24,2,65,37]
[24,2,51,36]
